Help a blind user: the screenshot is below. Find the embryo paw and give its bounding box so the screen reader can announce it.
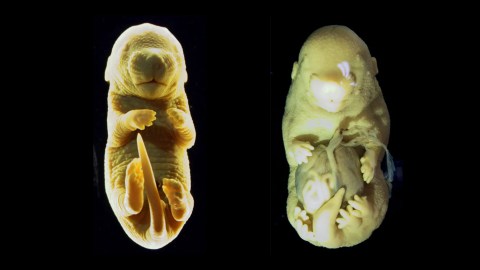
[166,108,186,128]
[348,195,372,219]
[360,154,375,183]
[290,140,314,165]
[294,206,314,240]
[336,205,361,229]
[125,158,145,214]
[162,178,190,221]
[127,109,157,130]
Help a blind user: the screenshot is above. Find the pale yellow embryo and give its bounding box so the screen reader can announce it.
[104,23,196,249]
[283,25,391,248]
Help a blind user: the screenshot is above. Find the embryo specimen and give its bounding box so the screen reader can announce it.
[104,23,196,249]
[282,25,391,248]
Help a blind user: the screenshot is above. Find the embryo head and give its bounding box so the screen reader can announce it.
[292,25,378,113]
[105,23,187,100]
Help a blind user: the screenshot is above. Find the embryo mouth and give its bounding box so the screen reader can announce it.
[137,79,167,86]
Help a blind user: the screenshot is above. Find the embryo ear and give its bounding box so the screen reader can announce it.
[105,56,112,82]
[371,57,378,75]
[291,61,299,80]
[183,68,188,83]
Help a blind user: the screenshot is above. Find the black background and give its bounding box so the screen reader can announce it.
[91,16,434,256]
[4,10,468,260]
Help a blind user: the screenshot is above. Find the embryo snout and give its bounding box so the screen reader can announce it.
[129,48,177,85]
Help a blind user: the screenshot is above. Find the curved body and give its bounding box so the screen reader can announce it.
[282,25,390,248]
[104,23,195,249]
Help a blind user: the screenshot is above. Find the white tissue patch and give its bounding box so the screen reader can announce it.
[310,79,346,112]
[337,61,350,78]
